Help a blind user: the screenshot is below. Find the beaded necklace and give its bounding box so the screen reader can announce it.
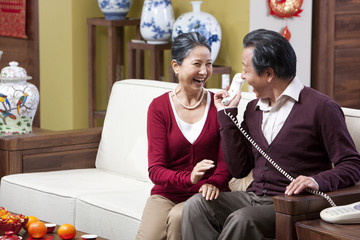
[173,87,205,110]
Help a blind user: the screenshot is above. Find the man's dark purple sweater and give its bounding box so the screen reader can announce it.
[218,86,360,196]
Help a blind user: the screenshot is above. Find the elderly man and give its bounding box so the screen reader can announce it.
[182,29,360,239]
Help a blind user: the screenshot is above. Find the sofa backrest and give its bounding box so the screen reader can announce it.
[95,79,256,182]
[343,107,360,152]
[96,80,176,181]
[95,79,360,183]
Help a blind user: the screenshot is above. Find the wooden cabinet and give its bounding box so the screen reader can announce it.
[0,128,101,180]
[312,0,360,109]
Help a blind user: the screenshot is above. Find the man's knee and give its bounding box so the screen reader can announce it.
[228,207,253,223]
[223,206,275,239]
[183,193,204,213]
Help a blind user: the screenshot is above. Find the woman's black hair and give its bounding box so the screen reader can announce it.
[171,32,211,66]
[243,29,296,80]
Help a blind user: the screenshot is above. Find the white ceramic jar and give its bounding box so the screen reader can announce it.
[0,61,39,136]
[172,1,222,62]
[140,0,175,44]
[97,0,134,20]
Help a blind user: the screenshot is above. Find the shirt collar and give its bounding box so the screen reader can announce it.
[256,76,304,111]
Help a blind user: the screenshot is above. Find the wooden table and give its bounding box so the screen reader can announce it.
[296,219,360,240]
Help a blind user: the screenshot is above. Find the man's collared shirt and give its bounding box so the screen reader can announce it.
[257,76,304,144]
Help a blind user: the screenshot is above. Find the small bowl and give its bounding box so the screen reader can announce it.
[44,223,56,233]
[81,234,97,240]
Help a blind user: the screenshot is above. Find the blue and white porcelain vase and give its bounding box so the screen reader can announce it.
[97,0,134,20]
[172,1,221,62]
[0,61,39,136]
[140,0,175,44]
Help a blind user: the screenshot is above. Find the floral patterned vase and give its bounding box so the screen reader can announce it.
[140,0,175,44]
[172,1,222,62]
[0,61,39,136]
[97,0,134,20]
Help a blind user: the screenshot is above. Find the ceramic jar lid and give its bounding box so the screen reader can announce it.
[0,61,32,80]
[0,231,21,240]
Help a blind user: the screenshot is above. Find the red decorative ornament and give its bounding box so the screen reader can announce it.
[268,0,303,18]
[281,26,291,41]
[268,0,303,41]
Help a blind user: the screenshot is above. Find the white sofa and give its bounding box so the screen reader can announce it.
[0,79,359,240]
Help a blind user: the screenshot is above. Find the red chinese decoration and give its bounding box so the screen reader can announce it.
[0,0,27,38]
[268,0,304,41]
[281,26,291,41]
[268,0,303,18]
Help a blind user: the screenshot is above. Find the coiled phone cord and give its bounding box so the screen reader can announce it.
[224,108,336,207]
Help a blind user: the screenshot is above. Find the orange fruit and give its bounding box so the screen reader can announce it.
[58,224,76,239]
[27,221,47,238]
[25,216,39,231]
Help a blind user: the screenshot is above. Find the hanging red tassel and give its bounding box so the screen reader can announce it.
[282,26,291,41]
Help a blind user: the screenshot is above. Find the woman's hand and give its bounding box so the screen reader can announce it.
[199,184,219,201]
[190,159,215,184]
[214,86,242,110]
[285,175,319,195]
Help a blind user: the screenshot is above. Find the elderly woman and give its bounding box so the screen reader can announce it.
[135,32,231,240]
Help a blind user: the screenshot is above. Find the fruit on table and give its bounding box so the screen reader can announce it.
[27,221,47,238]
[0,207,28,225]
[58,224,76,239]
[24,216,38,231]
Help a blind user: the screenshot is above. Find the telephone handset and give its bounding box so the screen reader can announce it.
[221,73,360,224]
[222,73,245,106]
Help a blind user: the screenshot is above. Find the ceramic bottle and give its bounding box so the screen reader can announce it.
[97,0,134,20]
[140,0,175,44]
[172,1,222,62]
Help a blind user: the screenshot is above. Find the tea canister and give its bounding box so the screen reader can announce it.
[0,61,39,136]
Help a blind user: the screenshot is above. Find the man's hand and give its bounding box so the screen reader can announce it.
[199,184,219,201]
[285,175,319,195]
[214,86,242,110]
[190,159,215,184]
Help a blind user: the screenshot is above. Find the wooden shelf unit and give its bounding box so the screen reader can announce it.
[87,18,141,127]
[128,41,172,81]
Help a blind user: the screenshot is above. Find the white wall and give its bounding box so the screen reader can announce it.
[249,0,313,87]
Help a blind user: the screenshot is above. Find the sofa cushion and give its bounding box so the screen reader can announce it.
[96,80,178,182]
[75,184,153,240]
[0,169,153,225]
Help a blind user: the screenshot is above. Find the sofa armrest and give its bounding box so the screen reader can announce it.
[0,127,102,178]
[273,185,360,240]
